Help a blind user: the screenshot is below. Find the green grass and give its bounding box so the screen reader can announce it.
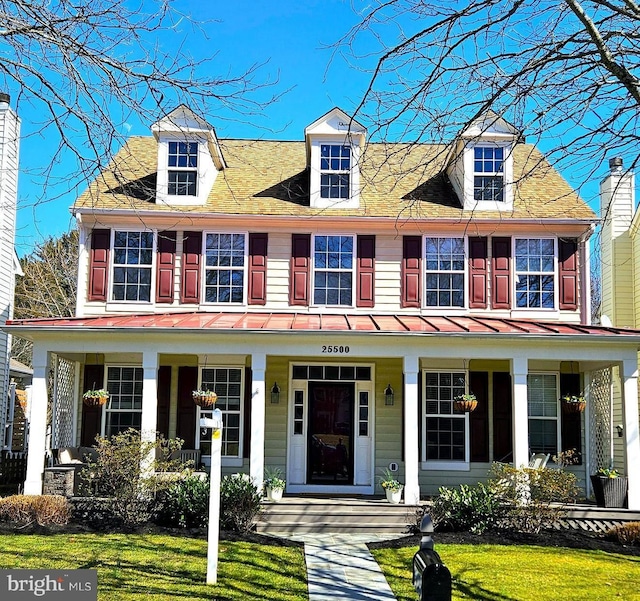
[372,543,640,601]
[0,534,307,600]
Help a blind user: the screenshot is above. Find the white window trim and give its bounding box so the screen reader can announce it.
[423,235,468,311]
[309,138,361,209]
[513,236,558,312]
[527,371,561,455]
[201,231,248,306]
[462,141,514,211]
[421,369,471,471]
[108,229,156,305]
[311,233,356,308]
[167,140,199,197]
[100,364,144,437]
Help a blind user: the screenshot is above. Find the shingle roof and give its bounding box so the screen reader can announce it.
[73,137,596,220]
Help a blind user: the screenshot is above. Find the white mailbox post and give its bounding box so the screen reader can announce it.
[200,409,224,585]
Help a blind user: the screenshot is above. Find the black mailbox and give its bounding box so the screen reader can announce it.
[412,514,451,601]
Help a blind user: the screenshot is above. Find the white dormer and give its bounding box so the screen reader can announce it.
[447,111,520,211]
[305,108,366,209]
[151,105,226,206]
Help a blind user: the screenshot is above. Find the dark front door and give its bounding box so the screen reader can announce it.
[307,382,354,485]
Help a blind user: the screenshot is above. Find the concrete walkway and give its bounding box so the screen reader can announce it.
[284,534,399,600]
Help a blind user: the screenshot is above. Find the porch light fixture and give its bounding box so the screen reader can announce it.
[617,424,624,438]
[384,384,394,406]
[271,382,281,404]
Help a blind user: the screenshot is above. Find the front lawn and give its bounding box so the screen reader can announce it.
[0,533,307,601]
[372,543,640,601]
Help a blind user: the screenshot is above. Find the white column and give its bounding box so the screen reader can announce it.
[140,351,159,474]
[249,353,266,491]
[403,355,420,505]
[23,345,48,495]
[511,356,530,468]
[622,359,640,510]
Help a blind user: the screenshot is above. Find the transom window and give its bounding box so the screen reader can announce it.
[528,373,559,455]
[320,144,351,199]
[425,237,465,307]
[168,141,198,196]
[515,238,555,309]
[473,147,504,201]
[204,233,246,303]
[424,372,467,461]
[199,368,243,458]
[112,231,153,302]
[105,366,143,436]
[313,235,353,306]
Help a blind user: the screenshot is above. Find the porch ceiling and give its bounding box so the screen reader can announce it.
[6,311,640,343]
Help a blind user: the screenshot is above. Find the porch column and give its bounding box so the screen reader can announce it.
[23,345,48,495]
[622,358,640,510]
[140,350,159,474]
[249,353,266,491]
[403,355,420,505]
[511,356,529,468]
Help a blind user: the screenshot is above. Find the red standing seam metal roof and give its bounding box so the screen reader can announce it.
[6,312,640,339]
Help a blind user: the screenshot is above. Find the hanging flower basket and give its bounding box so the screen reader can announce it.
[83,389,109,407]
[561,395,586,414]
[192,390,217,408]
[453,394,477,413]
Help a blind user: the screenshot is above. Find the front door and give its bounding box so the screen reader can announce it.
[307,382,354,485]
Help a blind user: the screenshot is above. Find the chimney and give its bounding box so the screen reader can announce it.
[609,156,623,173]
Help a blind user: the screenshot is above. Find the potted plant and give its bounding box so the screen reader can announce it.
[263,466,286,502]
[378,468,403,504]
[453,393,477,413]
[591,467,628,508]
[192,389,217,408]
[561,394,586,414]
[82,388,109,407]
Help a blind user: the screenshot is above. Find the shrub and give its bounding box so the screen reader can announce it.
[431,483,502,534]
[220,474,262,533]
[0,495,70,526]
[606,522,640,545]
[155,474,210,528]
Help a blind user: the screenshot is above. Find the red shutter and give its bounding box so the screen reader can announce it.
[402,236,422,308]
[248,233,268,305]
[88,229,110,302]
[290,234,311,306]
[157,366,171,438]
[469,237,488,309]
[156,231,176,303]
[243,367,252,459]
[491,237,511,309]
[176,366,198,448]
[492,372,513,462]
[559,239,578,311]
[469,371,489,462]
[180,231,202,304]
[81,364,104,446]
[356,235,375,308]
[560,373,582,462]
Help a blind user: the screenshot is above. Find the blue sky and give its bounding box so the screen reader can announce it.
[12,1,606,255]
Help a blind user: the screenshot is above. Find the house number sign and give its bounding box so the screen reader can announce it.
[321,345,350,353]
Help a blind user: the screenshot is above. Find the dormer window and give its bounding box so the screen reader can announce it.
[473,147,504,201]
[168,141,198,196]
[320,144,351,199]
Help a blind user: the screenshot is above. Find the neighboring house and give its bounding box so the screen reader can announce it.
[6,106,640,509]
[0,93,21,450]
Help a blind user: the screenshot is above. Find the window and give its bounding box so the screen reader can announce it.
[515,238,555,309]
[105,366,143,436]
[168,141,198,196]
[424,372,467,461]
[425,237,465,307]
[199,368,243,458]
[112,231,154,302]
[313,235,353,305]
[204,233,246,303]
[320,144,350,199]
[528,373,559,455]
[473,147,504,201]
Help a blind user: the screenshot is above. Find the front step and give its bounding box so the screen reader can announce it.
[256,497,420,535]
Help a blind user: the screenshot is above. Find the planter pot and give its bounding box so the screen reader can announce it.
[454,399,478,413]
[193,394,217,408]
[83,395,107,407]
[590,475,628,508]
[562,401,586,414]
[385,487,403,504]
[266,487,284,502]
